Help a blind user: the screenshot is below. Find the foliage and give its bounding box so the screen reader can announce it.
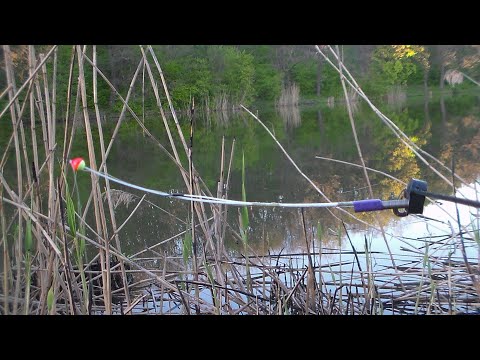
[253,62,282,100]
[220,46,255,104]
[3,44,480,119]
[371,45,430,86]
[164,56,213,108]
[319,64,343,97]
[291,59,317,95]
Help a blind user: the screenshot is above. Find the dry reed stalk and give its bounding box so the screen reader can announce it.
[147,45,190,156]
[144,46,219,260]
[335,45,374,200]
[78,54,176,170]
[335,45,403,290]
[57,181,77,314]
[0,98,34,223]
[458,71,480,87]
[81,50,218,266]
[65,47,86,165]
[318,46,472,193]
[141,48,225,292]
[0,77,36,173]
[241,105,384,231]
[300,209,316,312]
[316,226,329,314]
[187,98,200,314]
[315,156,406,185]
[0,84,12,100]
[51,47,57,148]
[1,183,10,315]
[215,136,226,256]
[62,46,76,163]
[41,48,72,314]
[142,61,146,136]
[128,214,216,260]
[139,46,189,185]
[0,176,65,313]
[92,45,131,309]
[40,52,56,234]
[8,45,477,315]
[0,65,38,177]
[140,50,213,253]
[75,45,112,313]
[243,242,304,310]
[451,161,480,298]
[75,55,146,238]
[98,57,144,167]
[159,251,167,314]
[33,55,49,157]
[69,218,215,312]
[314,155,465,237]
[13,76,32,188]
[108,194,146,240]
[342,223,369,310]
[76,53,198,252]
[0,45,57,120]
[3,45,24,314]
[59,47,91,312]
[219,138,236,257]
[52,190,76,315]
[123,293,148,315]
[29,46,41,218]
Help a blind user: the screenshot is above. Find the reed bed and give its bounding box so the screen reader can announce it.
[276,83,300,107]
[0,45,479,315]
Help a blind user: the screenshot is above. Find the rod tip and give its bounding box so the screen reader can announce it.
[70,157,86,172]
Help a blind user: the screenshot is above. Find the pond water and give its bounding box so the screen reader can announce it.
[77,88,480,314]
[67,89,480,255]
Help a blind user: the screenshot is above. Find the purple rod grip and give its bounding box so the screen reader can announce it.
[353,199,384,212]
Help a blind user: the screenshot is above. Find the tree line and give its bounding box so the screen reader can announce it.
[1,45,479,114]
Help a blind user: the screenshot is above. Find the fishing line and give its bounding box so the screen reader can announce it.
[70,157,480,215]
[84,166,357,209]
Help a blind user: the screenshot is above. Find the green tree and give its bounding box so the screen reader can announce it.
[253,63,282,100]
[164,56,213,108]
[222,46,255,104]
[371,45,430,86]
[291,59,317,96]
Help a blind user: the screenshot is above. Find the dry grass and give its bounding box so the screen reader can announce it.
[444,69,464,86]
[276,83,300,107]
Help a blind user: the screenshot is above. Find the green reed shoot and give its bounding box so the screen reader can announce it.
[240,150,252,292]
[337,225,343,313]
[24,211,33,314]
[1,186,8,315]
[47,285,54,313]
[204,259,220,314]
[364,235,374,313]
[240,151,249,240]
[426,243,435,314]
[472,215,480,247]
[316,221,323,294]
[183,220,193,266]
[415,241,430,314]
[65,180,88,313]
[73,172,86,252]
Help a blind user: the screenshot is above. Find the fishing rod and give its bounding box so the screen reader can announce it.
[69,157,480,217]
